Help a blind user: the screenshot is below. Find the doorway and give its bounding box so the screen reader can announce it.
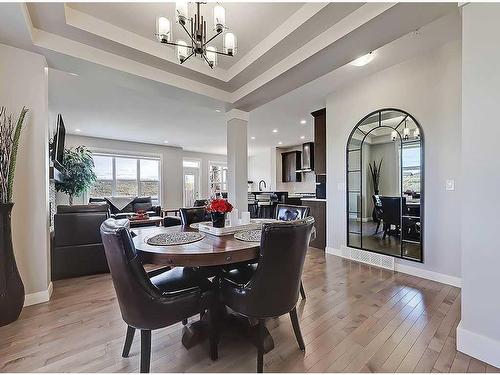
[183,159,201,207]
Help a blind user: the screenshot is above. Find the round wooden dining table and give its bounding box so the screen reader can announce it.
[131,224,276,354]
[132,224,260,267]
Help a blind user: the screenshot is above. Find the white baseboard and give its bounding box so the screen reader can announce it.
[325,247,461,288]
[457,321,500,368]
[24,282,53,307]
[395,262,461,288]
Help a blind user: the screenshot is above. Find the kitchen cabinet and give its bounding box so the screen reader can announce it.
[281,151,302,182]
[312,108,326,175]
[301,198,326,250]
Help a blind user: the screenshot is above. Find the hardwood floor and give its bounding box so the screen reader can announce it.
[1,249,497,373]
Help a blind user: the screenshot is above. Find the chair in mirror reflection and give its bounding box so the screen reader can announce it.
[346,109,423,262]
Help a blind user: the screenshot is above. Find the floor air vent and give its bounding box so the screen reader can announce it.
[339,246,395,270]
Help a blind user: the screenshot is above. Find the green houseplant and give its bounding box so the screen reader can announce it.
[55,146,97,205]
[0,105,28,327]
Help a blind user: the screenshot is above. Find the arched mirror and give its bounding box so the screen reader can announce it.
[346,109,424,262]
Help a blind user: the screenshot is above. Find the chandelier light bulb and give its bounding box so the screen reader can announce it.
[206,46,217,67]
[403,127,410,140]
[213,5,226,33]
[177,40,188,63]
[156,17,171,43]
[224,32,237,56]
[175,1,188,25]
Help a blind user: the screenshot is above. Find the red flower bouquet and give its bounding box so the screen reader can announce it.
[206,198,233,213]
[206,199,233,228]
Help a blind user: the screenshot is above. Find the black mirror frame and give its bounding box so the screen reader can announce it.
[345,108,424,263]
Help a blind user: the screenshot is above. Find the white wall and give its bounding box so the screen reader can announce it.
[276,145,316,193]
[61,134,226,208]
[248,147,275,191]
[457,3,500,368]
[0,44,50,299]
[326,40,462,280]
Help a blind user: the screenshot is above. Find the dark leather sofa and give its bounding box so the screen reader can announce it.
[52,204,110,280]
[89,196,161,218]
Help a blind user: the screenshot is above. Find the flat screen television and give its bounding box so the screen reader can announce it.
[51,114,66,169]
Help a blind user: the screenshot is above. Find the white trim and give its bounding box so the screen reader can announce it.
[24,282,53,307]
[457,321,500,368]
[325,246,462,288]
[394,261,461,288]
[225,109,249,122]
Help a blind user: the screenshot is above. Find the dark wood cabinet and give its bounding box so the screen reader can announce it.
[281,151,302,182]
[312,108,326,175]
[302,199,326,250]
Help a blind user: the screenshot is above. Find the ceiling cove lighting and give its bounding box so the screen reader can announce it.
[350,52,375,67]
[155,2,237,69]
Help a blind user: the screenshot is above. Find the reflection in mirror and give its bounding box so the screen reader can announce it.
[346,109,423,262]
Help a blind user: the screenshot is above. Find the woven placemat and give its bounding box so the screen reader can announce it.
[147,232,205,246]
[189,221,211,229]
[234,229,262,242]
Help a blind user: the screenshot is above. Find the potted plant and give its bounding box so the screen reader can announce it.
[206,198,233,228]
[0,105,28,327]
[369,159,383,195]
[55,146,97,205]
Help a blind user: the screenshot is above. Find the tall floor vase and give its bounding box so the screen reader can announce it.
[0,203,25,327]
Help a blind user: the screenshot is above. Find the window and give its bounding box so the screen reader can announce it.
[90,153,161,203]
[402,144,421,193]
[209,163,227,196]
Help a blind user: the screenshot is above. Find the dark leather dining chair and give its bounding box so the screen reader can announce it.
[274,204,310,300]
[275,204,310,222]
[100,218,218,373]
[179,207,210,226]
[379,196,401,239]
[219,217,315,373]
[193,199,208,207]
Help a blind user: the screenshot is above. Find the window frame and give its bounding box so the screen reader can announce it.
[90,152,162,204]
[208,161,228,196]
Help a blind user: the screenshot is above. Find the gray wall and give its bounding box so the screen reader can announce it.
[458,3,500,367]
[326,40,462,278]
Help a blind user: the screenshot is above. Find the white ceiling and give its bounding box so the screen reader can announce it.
[46,11,461,156]
[68,2,303,70]
[2,2,457,112]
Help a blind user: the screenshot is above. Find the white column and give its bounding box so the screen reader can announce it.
[458,3,500,368]
[226,109,249,214]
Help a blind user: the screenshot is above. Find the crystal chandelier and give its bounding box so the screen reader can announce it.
[156,2,237,69]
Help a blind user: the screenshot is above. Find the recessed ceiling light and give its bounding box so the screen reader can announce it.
[164,140,169,144]
[278,141,282,145]
[75,129,81,132]
[300,136,305,139]
[215,109,221,113]
[300,120,306,124]
[272,129,278,133]
[350,52,375,67]
[251,136,256,140]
